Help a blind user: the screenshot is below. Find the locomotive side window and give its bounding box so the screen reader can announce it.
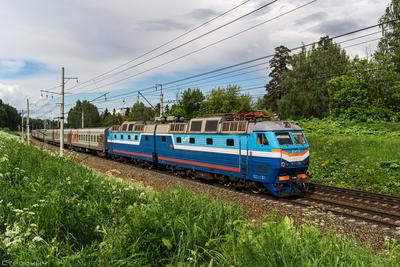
[176,137,182,143]
[145,136,149,141]
[226,139,234,146]
[206,138,213,145]
[189,137,195,144]
[135,135,138,140]
[292,132,307,145]
[257,133,269,145]
[275,132,293,145]
[161,136,167,143]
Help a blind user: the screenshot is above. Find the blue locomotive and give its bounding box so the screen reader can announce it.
[107,115,310,196]
[32,115,310,197]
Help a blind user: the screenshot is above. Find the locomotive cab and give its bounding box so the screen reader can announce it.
[249,121,310,196]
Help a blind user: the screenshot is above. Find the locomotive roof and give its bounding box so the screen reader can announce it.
[252,121,302,131]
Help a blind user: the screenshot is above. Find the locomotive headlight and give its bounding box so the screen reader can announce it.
[281,161,288,168]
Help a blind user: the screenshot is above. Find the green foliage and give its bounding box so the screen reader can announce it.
[327,58,400,121]
[170,88,204,118]
[296,119,400,195]
[260,45,291,111]
[199,85,252,116]
[128,102,156,121]
[378,0,400,73]
[67,100,100,128]
[1,131,398,265]
[0,99,21,131]
[279,36,349,119]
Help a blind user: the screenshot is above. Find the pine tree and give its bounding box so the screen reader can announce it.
[262,45,291,112]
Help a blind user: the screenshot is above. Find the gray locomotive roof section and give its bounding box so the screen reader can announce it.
[251,121,302,132]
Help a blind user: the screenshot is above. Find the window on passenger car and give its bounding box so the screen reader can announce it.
[176,137,182,143]
[122,124,128,131]
[114,134,117,139]
[161,136,166,143]
[128,124,134,131]
[226,139,234,146]
[135,135,138,141]
[292,132,306,145]
[128,135,131,140]
[190,121,202,132]
[257,133,269,145]
[275,132,293,145]
[120,134,124,140]
[189,137,195,144]
[206,138,213,145]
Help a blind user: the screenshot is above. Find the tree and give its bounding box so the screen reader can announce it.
[377,0,400,73]
[199,85,252,115]
[128,102,155,121]
[328,58,400,121]
[261,45,291,111]
[169,88,204,118]
[279,36,349,119]
[67,100,100,128]
[0,99,21,130]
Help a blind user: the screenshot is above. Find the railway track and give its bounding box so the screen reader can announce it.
[33,139,400,232]
[296,183,400,230]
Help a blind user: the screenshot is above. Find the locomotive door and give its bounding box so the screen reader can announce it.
[239,135,249,179]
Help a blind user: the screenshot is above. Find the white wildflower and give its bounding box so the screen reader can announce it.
[32,204,39,208]
[13,209,23,214]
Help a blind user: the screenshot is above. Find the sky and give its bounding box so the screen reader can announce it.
[0,0,391,119]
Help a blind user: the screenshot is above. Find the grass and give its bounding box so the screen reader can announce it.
[0,131,399,265]
[296,119,400,196]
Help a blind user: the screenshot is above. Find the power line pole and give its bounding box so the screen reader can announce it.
[21,110,24,142]
[60,67,65,155]
[156,84,163,117]
[81,109,84,129]
[27,99,30,145]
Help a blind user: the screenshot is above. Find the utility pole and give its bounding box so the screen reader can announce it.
[156,84,163,117]
[81,109,84,129]
[27,99,30,144]
[21,110,24,142]
[60,67,65,155]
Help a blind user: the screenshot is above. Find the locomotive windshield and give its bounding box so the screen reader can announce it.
[275,132,293,145]
[292,132,307,145]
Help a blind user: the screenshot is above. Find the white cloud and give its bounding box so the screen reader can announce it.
[0,83,26,108]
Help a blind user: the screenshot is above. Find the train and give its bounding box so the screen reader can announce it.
[32,114,310,197]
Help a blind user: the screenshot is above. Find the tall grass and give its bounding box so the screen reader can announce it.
[296,119,400,196]
[0,131,399,266]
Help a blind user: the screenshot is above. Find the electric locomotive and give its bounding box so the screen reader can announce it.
[107,114,309,196]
